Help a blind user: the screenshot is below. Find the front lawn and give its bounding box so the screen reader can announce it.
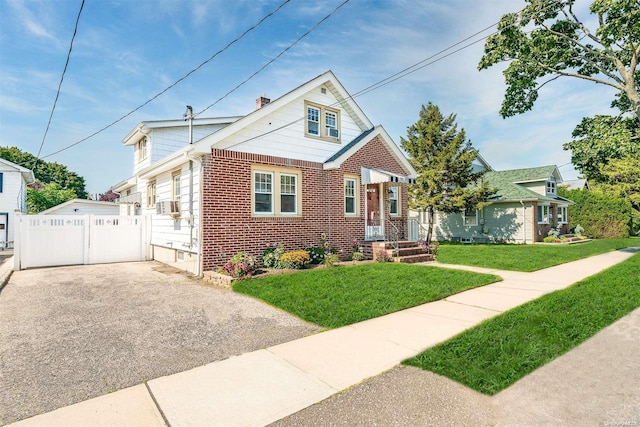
[403,252,640,395]
[436,237,639,271]
[233,263,499,328]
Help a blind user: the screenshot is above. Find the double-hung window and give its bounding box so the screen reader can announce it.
[388,186,399,216]
[172,171,181,204]
[146,180,156,208]
[280,174,297,214]
[537,205,550,223]
[546,178,556,195]
[558,206,568,223]
[305,101,340,141]
[253,167,301,216]
[463,208,478,226]
[345,178,357,215]
[254,172,273,214]
[137,137,148,162]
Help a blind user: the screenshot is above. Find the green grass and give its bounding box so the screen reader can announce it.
[436,237,639,271]
[233,263,499,328]
[403,252,640,395]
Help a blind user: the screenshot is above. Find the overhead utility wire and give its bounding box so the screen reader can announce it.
[41,0,292,160]
[32,0,85,168]
[195,0,351,117]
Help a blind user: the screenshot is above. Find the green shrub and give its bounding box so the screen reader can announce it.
[324,253,340,267]
[305,246,326,264]
[350,251,365,261]
[543,236,557,243]
[220,252,256,280]
[262,244,285,268]
[279,250,311,269]
[375,250,393,262]
[559,187,633,238]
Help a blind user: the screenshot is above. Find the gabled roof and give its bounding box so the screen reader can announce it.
[484,165,570,204]
[0,158,35,183]
[560,179,589,190]
[323,126,417,178]
[122,116,243,146]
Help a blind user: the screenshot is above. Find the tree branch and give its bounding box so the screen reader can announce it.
[535,61,625,91]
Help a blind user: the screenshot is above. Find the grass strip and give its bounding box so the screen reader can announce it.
[436,237,639,271]
[403,252,640,395]
[233,263,499,328]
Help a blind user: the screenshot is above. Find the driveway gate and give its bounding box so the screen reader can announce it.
[14,214,151,270]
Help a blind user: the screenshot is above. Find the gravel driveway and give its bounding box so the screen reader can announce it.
[0,261,320,425]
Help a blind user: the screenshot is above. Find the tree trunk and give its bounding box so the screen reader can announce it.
[426,206,435,244]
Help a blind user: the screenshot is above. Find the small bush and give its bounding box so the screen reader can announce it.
[220,252,256,280]
[375,250,393,262]
[324,253,340,267]
[262,244,285,268]
[350,251,365,261]
[574,224,584,237]
[305,246,326,264]
[279,250,311,269]
[543,236,557,243]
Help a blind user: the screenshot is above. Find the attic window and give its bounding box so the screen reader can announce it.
[546,178,556,195]
[305,101,340,142]
[137,137,148,162]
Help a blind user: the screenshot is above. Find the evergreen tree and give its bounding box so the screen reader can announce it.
[400,103,494,242]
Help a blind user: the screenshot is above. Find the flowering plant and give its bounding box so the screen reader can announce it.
[220,252,256,280]
[374,250,392,262]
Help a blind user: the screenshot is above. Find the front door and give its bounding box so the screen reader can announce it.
[365,184,383,240]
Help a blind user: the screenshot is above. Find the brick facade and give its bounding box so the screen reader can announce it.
[201,135,411,269]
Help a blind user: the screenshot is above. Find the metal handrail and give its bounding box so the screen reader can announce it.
[385,215,400,257]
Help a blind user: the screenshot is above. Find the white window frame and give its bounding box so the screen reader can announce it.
[253,171,274,214]
[137,137,148,162]
[388,186,399,216]
[305,101,340,142]
[172,170,181,204]
[463,208,478,226]
[558,206,568,224]
[146,180,156,208]
[537,204,550,224]
[546,178,556,196]
[280,173,297,215]
[344,177,358,216]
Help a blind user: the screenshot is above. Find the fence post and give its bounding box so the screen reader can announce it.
[13,212,21,271]
[83,214,91,265]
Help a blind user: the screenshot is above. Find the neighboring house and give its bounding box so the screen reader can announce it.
[560,179,590,191]
[418,165,572,244]
[40,199,119,215]
[0,158,35,248]
[113,71,417,275]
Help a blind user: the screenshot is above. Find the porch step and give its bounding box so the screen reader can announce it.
[393,253,434,263]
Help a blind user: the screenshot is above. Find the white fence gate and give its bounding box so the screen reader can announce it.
[14,214,151,270]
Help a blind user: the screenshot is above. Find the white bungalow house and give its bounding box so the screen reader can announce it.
[0,158,35,248]
[112,71,418,275]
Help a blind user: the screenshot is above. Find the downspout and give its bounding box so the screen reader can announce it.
[185,105,200,275]
[520,200,526,244]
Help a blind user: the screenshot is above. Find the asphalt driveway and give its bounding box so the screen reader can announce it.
[0,261,320,425]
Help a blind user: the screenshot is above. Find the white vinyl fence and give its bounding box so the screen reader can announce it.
[14,214,151,270]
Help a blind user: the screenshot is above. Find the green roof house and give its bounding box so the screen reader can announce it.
[412,165,573,244]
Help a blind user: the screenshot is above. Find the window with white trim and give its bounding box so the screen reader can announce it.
[305,101,340,141]
[252,167,301,216]
[345,178,357,215]
[546,178,556,195]
[172,171,181,204]
[254,172,273,214]
[280,174,297,214]
[537,205,550,223]
[463,208,478,226]
[137,137,148,162]
[388,186,399,216]
[146,180,156,208]
[558,206,568,223]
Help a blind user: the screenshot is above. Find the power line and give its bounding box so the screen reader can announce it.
[32,0,85,169]
[41,0,292,160]
[195,0,351,117]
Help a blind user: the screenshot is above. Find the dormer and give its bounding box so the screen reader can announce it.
[545,176,557,196]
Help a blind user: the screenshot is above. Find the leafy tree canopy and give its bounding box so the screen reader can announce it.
[0,146,87,199]
[479,0,640,118]
[26,183,77,214]
[400,102,495,242]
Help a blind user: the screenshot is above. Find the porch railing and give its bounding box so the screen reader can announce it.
[408,218,430,242]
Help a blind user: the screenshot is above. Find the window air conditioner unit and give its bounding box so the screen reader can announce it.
[326,127,339,138]
[156,201,180,215]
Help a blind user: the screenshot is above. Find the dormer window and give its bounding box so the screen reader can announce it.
[137,137,148,162]
[546,178,556,195]
[305,101,340,142]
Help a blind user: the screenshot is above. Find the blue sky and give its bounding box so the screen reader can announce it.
[0,0,615,195]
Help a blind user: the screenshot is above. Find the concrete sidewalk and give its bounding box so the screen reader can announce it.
[8,248,638,427]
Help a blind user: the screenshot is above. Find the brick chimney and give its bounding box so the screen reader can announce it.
[256,96,270,109]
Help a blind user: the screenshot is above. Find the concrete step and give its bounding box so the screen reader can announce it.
[394,253,434,263]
